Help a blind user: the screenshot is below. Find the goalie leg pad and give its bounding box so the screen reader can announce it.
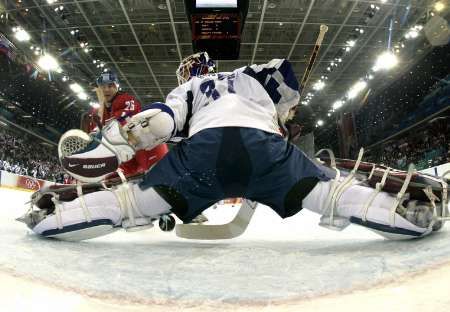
[28,176,172,240]
[32,190,123,241]
[305,148,448,239]
[303,180,430,239]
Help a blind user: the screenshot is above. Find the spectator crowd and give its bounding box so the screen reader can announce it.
[0,126,67,182]
[366,117,450,171]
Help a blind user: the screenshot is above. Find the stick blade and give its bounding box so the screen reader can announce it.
[175,200,257,240]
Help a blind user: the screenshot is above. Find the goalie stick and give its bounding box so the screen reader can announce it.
[299,24,328,99]
[175,199,258,240]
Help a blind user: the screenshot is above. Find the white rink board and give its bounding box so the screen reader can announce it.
[420,162,450,178]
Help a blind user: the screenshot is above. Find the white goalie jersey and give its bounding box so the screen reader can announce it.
[165,59,300,140]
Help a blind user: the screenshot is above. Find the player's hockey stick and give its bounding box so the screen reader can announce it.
[175,199,258,240]
[299,24,328,98]
[284,24,328,125]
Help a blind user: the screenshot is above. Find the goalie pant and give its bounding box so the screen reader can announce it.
[32,127,431,240]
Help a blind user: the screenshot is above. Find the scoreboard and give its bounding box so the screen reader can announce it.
[184,0,249,60]
[192,13,240,40]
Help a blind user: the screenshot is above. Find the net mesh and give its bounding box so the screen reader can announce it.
[60,135,89,157]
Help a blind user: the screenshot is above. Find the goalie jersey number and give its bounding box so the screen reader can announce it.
[199,73,236,101]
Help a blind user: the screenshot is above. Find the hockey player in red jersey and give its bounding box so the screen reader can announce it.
[83,71,169,177]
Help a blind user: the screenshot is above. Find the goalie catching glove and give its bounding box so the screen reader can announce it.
[59,108,174,183]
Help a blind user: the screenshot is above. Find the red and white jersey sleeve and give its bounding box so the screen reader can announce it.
[106,92,142,125]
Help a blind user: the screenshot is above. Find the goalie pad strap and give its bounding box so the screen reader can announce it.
[112,171,153,231]
[51,196,63,230]
[318,155,448,201]
[362,167,391,222]
[316,148,364,230]
[77,183,92,223]
[389,164,415,227]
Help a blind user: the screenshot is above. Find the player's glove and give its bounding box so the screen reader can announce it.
[58,120,135,182]
[58,108,173,183]
[123,107,174,150]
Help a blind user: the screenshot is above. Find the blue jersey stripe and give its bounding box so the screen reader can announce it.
[242,60,299,105]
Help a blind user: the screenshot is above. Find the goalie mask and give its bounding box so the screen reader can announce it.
[176,52,216,85]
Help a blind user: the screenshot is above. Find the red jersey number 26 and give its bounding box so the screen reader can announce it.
[125,100,135,111]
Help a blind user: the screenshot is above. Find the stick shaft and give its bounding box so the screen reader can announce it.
[299,24,328,97]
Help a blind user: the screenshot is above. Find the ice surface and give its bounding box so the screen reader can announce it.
[1,187,450,305]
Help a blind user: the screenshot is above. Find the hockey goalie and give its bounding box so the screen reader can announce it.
[18,52,449,241]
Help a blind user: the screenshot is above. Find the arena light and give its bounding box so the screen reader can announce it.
[316,120,324,127]
[77,92,88,100]
[347,81,367,99]
[90,101,100,109]
[14,27,31,42]
[333,100,344,110]
[313,80,326,91]
[69,83,83,93]
[434,1,445,12]
[372,51,398,72]
[37,54,59,71]
[346,40,356,48]
[404,25,423,39]
[47,0,58,4]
